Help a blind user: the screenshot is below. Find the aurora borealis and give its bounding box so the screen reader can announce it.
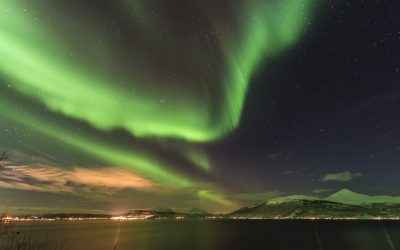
[0,0,315,142]
[1,0,400,214]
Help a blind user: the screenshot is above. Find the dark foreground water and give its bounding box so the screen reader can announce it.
[5,220,400,250]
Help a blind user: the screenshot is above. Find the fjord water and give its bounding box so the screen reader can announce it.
[10,220,400,250]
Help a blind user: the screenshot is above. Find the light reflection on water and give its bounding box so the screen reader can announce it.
[2,220,400,250]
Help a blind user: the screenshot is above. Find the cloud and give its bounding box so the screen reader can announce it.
[321,171,362,182]
[282,170,296,175]
[0,163,237,213]
[265,153,284,160]
[312,188,333,194]
[0,164,156,195]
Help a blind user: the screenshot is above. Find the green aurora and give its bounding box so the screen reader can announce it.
[0,0,317,212]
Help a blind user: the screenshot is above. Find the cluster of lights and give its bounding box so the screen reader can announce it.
[230,216,400,220]
[2,216,56,222]
[110,215,153,221]
[1,216,108,222]
[3,216,400,222]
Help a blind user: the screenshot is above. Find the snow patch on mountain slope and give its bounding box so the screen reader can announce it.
[325,189,400,205]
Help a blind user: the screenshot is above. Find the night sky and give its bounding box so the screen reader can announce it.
[1,0,400,214]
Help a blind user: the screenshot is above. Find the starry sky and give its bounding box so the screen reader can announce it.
[1,0,400,214]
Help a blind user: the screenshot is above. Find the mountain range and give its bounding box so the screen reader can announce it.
[229,189,400,219]
[122,207,209,219]
[13,189,400,220]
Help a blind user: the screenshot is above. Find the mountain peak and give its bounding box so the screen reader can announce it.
[334,188,356,195]
[325,189,369,205]
[325,189,400,205]
[328,189,362,197]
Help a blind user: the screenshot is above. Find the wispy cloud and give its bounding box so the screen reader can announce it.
[321,171,362,182]
[312,188,333,194]
[265,153,284,160]
[0,164,155,195]
[281,170,296,175]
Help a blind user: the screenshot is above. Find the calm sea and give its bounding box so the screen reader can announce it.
[4,220,400,250]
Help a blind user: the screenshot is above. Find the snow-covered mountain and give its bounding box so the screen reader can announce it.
[229,189,400,219]
[325,189,400,205]
[267,195,319,205]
